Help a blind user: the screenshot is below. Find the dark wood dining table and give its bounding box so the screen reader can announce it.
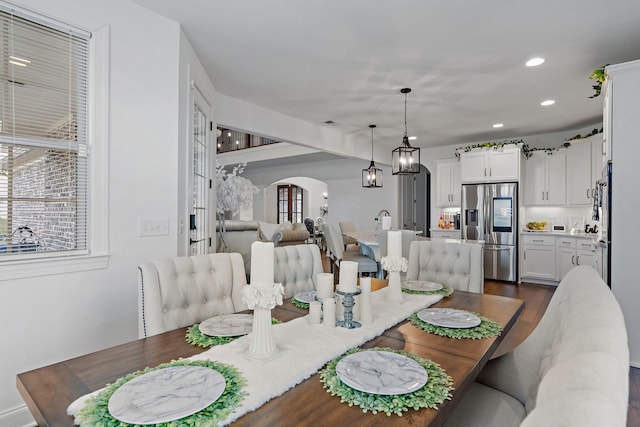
[17,287,524,427]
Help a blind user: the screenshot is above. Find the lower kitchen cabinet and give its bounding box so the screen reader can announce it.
[521,234,556,280]
[556,237,597,280]
[521,234,599,283]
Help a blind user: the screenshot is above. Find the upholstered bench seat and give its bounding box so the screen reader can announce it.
[443,266,629,427]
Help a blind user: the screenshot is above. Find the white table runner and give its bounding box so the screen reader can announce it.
[68,288,443,425]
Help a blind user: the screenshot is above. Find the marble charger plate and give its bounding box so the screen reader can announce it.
[108,365,226,424]
[293,290,317,304]
[417,308,481,329]
[336,350,428,395]
[401,280,444,292]
[199,313,253,337]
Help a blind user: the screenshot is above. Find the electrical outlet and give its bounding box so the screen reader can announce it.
[139,218,169,237]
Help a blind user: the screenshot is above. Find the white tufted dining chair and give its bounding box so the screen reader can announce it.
[137,252,248,338]
[405,240,484,293]
[274,244,324,298]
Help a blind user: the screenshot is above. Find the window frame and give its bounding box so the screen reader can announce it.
[0,12,109,281]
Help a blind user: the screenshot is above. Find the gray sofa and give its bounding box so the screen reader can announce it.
[444,265,629,426]
[216,220,310,278]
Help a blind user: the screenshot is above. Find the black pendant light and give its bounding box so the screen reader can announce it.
[392,88,420,175]
[362,125,383,188]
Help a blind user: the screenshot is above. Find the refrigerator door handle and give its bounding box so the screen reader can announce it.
[485,246,511,251]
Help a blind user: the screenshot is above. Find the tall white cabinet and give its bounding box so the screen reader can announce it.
[436,160,461,207]
[566,134,605,205]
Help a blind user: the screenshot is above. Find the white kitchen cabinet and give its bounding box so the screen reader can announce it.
[436,160,461,207]
[566,135,603,205]
[524,151,566,205]
[556,237,598,280]
[521,234,556,280]
[460,146,520,183]
[430,229,461,239]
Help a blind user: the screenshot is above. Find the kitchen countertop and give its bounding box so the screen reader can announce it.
[521,230,600,240]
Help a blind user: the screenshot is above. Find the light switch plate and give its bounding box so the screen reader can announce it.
[139,218,169,237]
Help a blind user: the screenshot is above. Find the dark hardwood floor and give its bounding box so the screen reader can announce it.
[320,252,639,426]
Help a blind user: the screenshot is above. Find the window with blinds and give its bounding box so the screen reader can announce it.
[0,6,89,257]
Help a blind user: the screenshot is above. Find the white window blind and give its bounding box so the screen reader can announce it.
[0,5,89,258]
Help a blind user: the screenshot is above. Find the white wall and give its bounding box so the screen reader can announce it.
[243,158,398,233]
[0,0,187,423]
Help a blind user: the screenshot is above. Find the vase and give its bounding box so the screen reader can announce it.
[248,307,278,358]
[387,271,403,302]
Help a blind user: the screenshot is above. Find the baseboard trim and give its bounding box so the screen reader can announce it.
[0,405,36,427]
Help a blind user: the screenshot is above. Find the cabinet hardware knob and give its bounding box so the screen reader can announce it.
[571,255,575,265]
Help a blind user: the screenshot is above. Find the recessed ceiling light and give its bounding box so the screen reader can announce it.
[492,123,504,128]
[525,57,545,67]
[408,136,417,140]
[540,99,556,106]
[324,120,335,124]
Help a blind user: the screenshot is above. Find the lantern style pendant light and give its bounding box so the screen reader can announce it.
[392,88,420,175]
[362,124,383,188]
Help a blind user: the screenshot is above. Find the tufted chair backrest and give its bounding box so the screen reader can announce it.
[274,244,324,298]
[405,240,484,293]
[137,252,248,338]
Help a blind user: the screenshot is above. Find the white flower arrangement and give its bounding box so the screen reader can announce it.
[241,283,285,309]
[381,256,408,273]
[216,162,259,217]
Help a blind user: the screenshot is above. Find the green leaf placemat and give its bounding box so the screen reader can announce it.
[402,284,454,297]
[74,358,246,427]
[409,310,502,339]
[186,317,281,348]
[291,297,309,309]
[320,347,453,416]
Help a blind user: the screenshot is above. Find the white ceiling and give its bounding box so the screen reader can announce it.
[132,0,640,151]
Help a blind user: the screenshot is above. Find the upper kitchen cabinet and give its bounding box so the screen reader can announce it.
[460,146,521,183]
[566,134,603,205]
[525,151,566,206]
[436,159,461,207]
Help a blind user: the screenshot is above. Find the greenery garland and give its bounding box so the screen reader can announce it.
[320,347,453,416]
[409,310,502,339]
[186,318,281,348]
[74,359,246,427]
[402,284,454,297]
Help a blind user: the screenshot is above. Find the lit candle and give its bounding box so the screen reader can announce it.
[316,273,334,300]
[250,241,274,289]
[387,230,402,258]
[338,261,358,292]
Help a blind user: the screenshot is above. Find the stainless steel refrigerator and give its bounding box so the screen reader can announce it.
[462,182,518,282]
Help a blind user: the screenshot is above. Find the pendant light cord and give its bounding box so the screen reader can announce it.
[404,92,408,138]
[371,126,374,160]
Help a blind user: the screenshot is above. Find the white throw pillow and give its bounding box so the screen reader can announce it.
[258,221,279,241]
